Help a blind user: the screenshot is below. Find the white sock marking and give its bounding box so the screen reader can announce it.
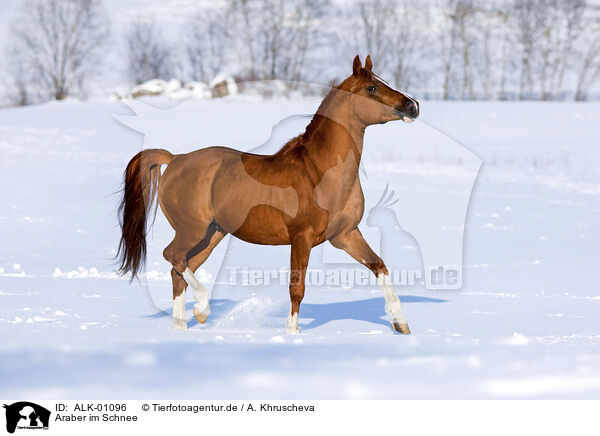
[172,292,187,330]
[378,274,407,323]
[182,267,210,316]
[286,311,299,334]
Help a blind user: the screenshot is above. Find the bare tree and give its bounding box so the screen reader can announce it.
[343,1,431,93]
[512,0,589,100]
[496,9,517,100]
[6,0,108,103]
[459,2,476,99]
[6,0,597,102]
[574,18,600,101]
[438,0,462,99]
[552,0,585,99]
[535,0,559,99]
[476,9,495,99]
[126,21,174,85]
[409,0,597,100]
[225,0,331,82]
[5,46,35,106]
[183,8,231,83]
[534,0,583,100]
[284,0,332,83]
[513,0,576,100]
[227,0,259,79]
[255,0,286,79]
[354,0,397,74]
[389,4,432,92]
[514,0,543,99]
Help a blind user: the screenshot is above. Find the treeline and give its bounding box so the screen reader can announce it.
[5,0,600,105]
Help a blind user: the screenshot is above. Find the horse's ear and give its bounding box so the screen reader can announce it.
[352,55,362,77]
[365,55,373,71]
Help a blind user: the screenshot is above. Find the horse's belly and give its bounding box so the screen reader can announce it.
[229,205,291,245]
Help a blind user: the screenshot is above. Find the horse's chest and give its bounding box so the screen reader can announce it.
[313,152,359,211]
[314,172,364,239]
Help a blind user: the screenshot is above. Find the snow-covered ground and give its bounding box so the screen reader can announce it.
[1,96,599,399]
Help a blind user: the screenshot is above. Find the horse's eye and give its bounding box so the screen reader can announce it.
[367,85,376,93]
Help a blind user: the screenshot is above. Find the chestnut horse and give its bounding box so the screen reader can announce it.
[117,55,419,334]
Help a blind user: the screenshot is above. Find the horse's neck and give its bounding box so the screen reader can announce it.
[302,103,366,180]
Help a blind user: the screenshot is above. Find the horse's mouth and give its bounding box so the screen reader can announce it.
[394,107,417,123]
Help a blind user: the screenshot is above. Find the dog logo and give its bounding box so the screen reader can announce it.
[3,402,50,433]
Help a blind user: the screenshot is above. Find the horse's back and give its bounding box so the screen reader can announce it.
[158,146,295,241]
[158,146,241,231]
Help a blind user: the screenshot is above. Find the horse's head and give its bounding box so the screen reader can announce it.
[338,55,419,126]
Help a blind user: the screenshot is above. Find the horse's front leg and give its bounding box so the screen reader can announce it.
[330,228,410,334]
[286,230,313,334]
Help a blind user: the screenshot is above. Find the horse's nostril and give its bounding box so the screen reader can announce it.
[405,100,419,116]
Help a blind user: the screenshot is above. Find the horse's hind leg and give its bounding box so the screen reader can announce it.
[163,221,225,330]
[163,226,212,329]
[164,222,226,330]
[168,266,188,330]
[184,222,226,324]
[164,234,195,330]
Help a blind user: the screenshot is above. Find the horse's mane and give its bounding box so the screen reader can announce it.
[276,69,374,156]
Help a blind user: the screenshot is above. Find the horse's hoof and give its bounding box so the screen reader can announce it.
[392,321,411,334]
[194,305,210,324]
[172,318,187,330]
[194,312,208,324]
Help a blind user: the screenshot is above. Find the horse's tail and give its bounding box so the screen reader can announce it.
[117,149,174,279]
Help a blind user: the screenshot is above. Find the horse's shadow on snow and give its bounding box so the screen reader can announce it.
[144,299,237,329]
[300,296,446,330]
[145,295,446,330]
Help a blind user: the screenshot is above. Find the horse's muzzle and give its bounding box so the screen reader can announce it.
[395,99,419,122]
